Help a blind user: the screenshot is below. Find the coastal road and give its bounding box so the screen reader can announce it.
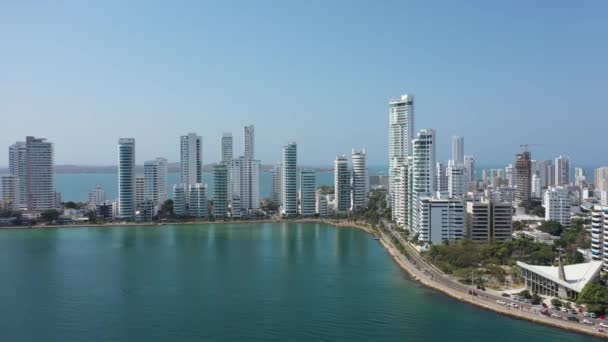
[379,225,608,337]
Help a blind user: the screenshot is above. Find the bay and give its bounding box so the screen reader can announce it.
[0,223,601,341]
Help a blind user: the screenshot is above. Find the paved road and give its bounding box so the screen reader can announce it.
[379,223,608,335]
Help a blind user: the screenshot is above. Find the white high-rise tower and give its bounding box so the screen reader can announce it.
[411,129,436,238]
[25,136,55,212]
[144,157,168,209]
[389,94,414,208]
[555,155,570,186]
[180,133,202,186]
[281,142,297,217]
[351,149,368,211]
[9,141,27,207]
[221,133,234,200]
[118,138,136,220]
[451,135,464,166]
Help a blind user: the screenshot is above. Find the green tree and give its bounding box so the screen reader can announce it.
[538,220,564,237]
[40,209,60,224]
[158,199,174,218]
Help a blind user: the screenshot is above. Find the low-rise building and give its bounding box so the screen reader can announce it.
[517,260,602,300]
[466,198,512,242]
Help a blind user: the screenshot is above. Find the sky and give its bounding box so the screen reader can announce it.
[0,0,606,168]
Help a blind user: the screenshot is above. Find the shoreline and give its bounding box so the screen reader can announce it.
[1,219,605,338]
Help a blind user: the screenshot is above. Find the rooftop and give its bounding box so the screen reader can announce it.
[517,260,602,293]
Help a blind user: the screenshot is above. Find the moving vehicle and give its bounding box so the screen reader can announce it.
[582,319,593,325]
[551,313,561,318]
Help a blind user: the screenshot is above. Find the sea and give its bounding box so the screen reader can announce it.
[0,222,601,341]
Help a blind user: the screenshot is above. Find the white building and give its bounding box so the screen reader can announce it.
[180,133,203,186]
[213,164,229,218]
[118,138,136,220]
[144,157,168,210]
[271,162,283,206]
[135,176,145,208]
[23,136,55,212]
[518,260,602,299]
[88,184,106,206]
[418,194,465,243]
[281,142,297,217]
[505,164,515,187]
[233,157,260,210]
[412,129,436,236]
[531,173,542,199]
[555,155,570,186]
[173,184,187,217]
[591,206,608,268]
[351,148,368,211]
[601,191,608,206]
[9,141,27,208]
[389,94,414,210]
[232,125,260,210]
[595,167,608,192]
[221,133,234,200]
[334,155,351,213]
[575,167,587,186]
[316,189,329,217]
[544,186,571,227]
[189,183,208,218]
[299,171,316,216]
[393,162,409,226]
[451,135,464,166]
[435,162,448,193]
[1,175,20,210]
[447,164,466,198]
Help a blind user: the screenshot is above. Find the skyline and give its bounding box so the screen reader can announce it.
[1,1,607,166]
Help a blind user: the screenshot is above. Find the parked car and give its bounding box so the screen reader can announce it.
[583,319,594,325]
[567,316,580,322]
[551,313,561,318]
[541,303,548,308]
[598,322,608,328]
[590,313,597,318]
[501,293,511,297]
[584,312,590,317]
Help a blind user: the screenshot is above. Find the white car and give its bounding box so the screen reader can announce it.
[561,307,568,312]
[599,322,608,328]
[584,312,590,317]
[583,319,594,325]
[590,313,597,318]
[549,305,555,309]
[551,313,561,318]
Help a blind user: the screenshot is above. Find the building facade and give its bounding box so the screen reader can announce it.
[351,148,368,211]
[299,171,316,216]
[515,151,531,207]
[544,186,571,227]
[213,164,229,218]
[281,143,297,217]
[418,195,465,243]
[466,199,512,242]
[118,138,136,220]
[389,94,414,210]
[334,156,351,213]
[180,133,203,186]
[555,155,570,186]
[144,157,168,210]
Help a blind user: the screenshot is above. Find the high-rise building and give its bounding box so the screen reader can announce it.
[351,149,368,211]
[464,155,476,191]
[144,157,168,209]
[447,164,466,198]
[334,155,351,213]
[590,206,608,269]
[531,173,542,199]
[22,136,56,212]
[451,135,464,166]
[418,195,465,243]
[233,125,260,210]
[505,164,515,187]
[233,157,260,210]
[555,155,570,186]
[244,125,255,160]
[535,160,552,189]
[393,162,409,226]
[88,184,106,206]
[213,164,229,218]
[221,133,234,199]
[281,143,297,217]
[467,198,513,243]
[180,133,202,186]
[173,184,187,217]
[544,186,571,227]
[299,171,316,216]
[411,129,435,235]
[515,151,531,208]
[271,162,283,206]
[575,167,587,186]
[135,176,145,207]
[435,162,448,193]
[1,175,20,210]
[595,166,608,192]
[389,94,414,209]
[118,138,136,220]
[316,189,329,217]
[189,183,208,218]
[9,141,27,207]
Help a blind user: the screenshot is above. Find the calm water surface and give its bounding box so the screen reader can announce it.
[0,223,601,341]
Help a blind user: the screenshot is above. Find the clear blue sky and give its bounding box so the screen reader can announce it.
[1,0,606,167]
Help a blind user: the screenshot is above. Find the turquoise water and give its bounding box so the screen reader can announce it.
[0,223,601,341]
[56,171,334,202]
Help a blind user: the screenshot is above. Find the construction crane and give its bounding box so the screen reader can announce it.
[519,144,543,152]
